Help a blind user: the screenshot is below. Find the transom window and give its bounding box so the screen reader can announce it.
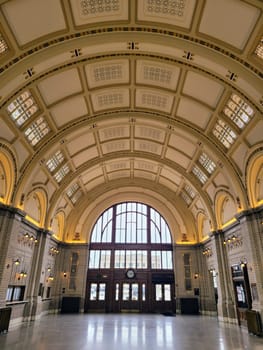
[88,202,173,270]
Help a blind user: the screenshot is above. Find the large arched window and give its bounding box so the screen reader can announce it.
[88,202,173,270]
[86,202,175,313]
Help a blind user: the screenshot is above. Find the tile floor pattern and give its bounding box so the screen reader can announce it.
[0,314,262,350]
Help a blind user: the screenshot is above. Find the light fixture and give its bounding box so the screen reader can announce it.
[20,271,27,278]
[202,248,212,257]
[240,260,247,268]
[194,272,199,279]
[63,272,67,278]
[14,259,20,265]
[223,235,241,247]
[49,247,59,256]
[48,274,54,281]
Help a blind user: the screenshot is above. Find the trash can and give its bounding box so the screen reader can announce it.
[0,307,12,334]
[246,310,263,336]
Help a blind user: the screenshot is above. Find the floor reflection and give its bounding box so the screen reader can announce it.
[0,314,262,350]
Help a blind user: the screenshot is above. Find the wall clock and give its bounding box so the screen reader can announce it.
[126,269,136,279]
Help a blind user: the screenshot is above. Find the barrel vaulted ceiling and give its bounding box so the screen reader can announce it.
[0,0,262,243]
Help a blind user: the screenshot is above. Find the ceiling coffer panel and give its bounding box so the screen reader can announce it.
[85,59,130,89]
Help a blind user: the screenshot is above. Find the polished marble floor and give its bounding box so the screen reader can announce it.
[0,314,262,350]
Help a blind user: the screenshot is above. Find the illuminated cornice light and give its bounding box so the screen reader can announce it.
[25,215,41,228]
[221,217,237,229]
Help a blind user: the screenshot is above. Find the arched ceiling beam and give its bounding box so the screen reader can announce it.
[12,110,249,213]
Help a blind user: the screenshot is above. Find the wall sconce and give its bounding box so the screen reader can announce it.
[202,248,212,257]
[19,271,27,278]
[48,274,54,281]
[49,247,59,256]
[20,233,38,246]
[14,258,20,266]
[240,259,247,268]
[223,235,242,249]
[194,272,199,279]
[63,272,67,278]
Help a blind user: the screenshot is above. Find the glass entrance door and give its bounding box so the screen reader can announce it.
[86,282,107,312]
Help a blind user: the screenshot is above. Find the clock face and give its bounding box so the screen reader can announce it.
[126,269,135,279]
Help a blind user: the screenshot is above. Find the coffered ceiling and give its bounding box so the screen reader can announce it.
[0,0,262,242]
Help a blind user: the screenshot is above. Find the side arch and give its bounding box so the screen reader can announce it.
[246,150,263,208]
[23,187,48,228]
[215,190,238,229]
[0,142,17,205]
[50,210,65,241]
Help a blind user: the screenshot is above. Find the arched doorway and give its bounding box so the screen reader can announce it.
[85,202,176,314]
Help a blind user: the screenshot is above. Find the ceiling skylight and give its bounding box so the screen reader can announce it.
[180,191,192,206]
[71,190,82,204]
[192,165,208,184]
[6,91,39,127]
[46,151,65,173]
[255,37,263,59]
[67,183,80,198]
[0,34,8,54]
[24,117,50,146]
[223,94,254,129]
[54,164,70,183]
[184,184,195,199]
[199,152,216,174]
[212,119,237,149]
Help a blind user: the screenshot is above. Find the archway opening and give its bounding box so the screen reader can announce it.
[85,201,176,314]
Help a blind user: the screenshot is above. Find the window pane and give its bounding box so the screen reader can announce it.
[131,283,139,301]
[100,250,111,269]
[142,283,146,301]
[98,283,106,300]
[155,284,162,301]
[122,283,130,300]
[13,287,23,301]
[164,284,171,301]
[126,222,132,243]
[115,283,119,301]
[126,250,136,269]
[137,250,147,269]
[89,250,100,269]
[90,283,97,300]
[151,251,161,269]
[167,251,173,269]
[6,287,13,301]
